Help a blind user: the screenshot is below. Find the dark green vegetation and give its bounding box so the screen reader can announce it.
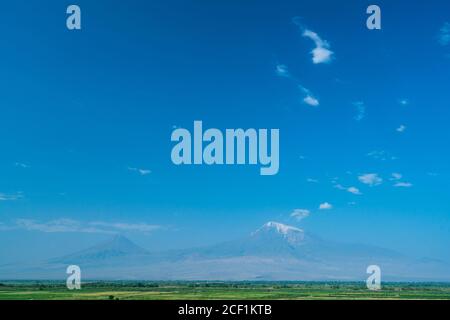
[1,281,450,300]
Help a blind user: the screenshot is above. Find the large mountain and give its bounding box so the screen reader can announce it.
[1,222,449,281]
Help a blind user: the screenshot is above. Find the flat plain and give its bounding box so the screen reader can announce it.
[0,281,450,300]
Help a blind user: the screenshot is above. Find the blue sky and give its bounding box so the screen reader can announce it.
[1,0,450,264]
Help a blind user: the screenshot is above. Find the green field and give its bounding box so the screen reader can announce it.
[1,281,450,300]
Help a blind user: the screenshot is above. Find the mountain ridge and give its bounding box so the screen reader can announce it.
[0,221,449,281]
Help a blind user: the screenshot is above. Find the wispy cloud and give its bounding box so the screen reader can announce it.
[347,186,362,195]
[390,173,402,180]
[0,192,24,201]
[128,167,152,176]
[14,162,30,169]
[367,150,397,161]
[388,173,412,188]
[89,221,161,233]
[300,86,319,107]
[398,99,409,106]
[307,178,319,183]
[353,101,366,121]
[319,202,333,210]
[275,64,319,107]
[396,125,407,133]
[16,219,89,233]
[10,218,161,234]
[438,22,450,46]
[394,182,413,188]
[302,29,334,64]
[334,183,345,190]
[334,183,362,195]
[292,18,334,64]
[274,62,319,107]
[358,173,383,186]
[290,209,310,221]
[275,64,290,77]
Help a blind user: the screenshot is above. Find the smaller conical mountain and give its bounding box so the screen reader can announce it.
[50,234,149,265]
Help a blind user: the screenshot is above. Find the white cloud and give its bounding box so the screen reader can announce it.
[15,162,30,168]
[276,64,290,77]
[319,202,333,210]
[396,125,406,133]
[394,182,413,188]
[367,150,397,161]
[390,173,402,180]
[0,192,23,201]
[438,22,450,46]
[307,178,319,183]
[334,184,345,190]
[300,86,319,107]
[303,95,320,107]
[290,209,311,221]
[399,99,409,106]
[388,173,412,188]
[358,173,383,186]
[128,167,151,176]
[334,183,362,195]
[276,63,318,107]
[302,29,334,64]
[347,187,362,195]
[13,219,161,234]
[353,101,366,121]
[15,219,88,233]
[90,222,160,233]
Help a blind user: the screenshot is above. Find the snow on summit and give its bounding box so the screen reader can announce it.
[251,221,306,246]
[261,221,304,235]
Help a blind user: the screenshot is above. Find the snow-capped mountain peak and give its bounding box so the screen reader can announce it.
[263,221,303,235]
[251,221,305,245]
